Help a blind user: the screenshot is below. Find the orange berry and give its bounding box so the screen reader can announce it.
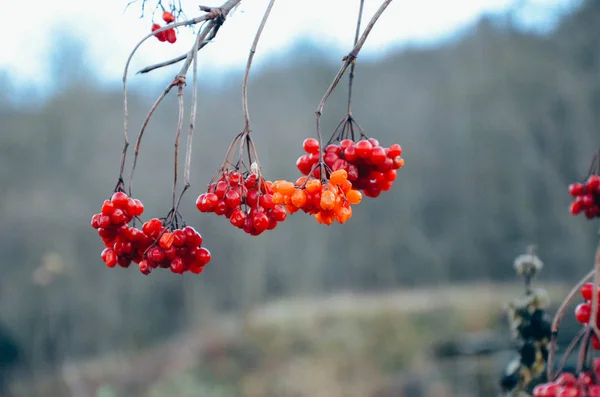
[329,169,348,185]
[346,190,362,205]
[272,192,284,205]
[305,179,322,194]
[291,189,308,208]
[320,190,336,210]
[335,206,352,224]
[339,179,352,193]
[295,176,308,186]
[277,181,295,195]
[317,210,336,225]
[286,204,299,214]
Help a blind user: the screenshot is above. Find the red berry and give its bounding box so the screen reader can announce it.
[556,373,576,387]
[151,23,167,42]
[162,10,175,23]
[303,138,320,155]
[343,145,358,162]
[589,175,600,191]
[386,143,402,158]
[139,260,152,275]
[369,146,387,165]
[196,247,211,265]
[575,303,591,324]
[111,209,126,225]
[582,283,594,301]
[225,190,241,208]
[111,192,129,208]
[252,213,269,234]
[355,140,373,158]
[569,183,585,196]
[101,248,117,268]
[101,200,115,215]
[165,28,177,44]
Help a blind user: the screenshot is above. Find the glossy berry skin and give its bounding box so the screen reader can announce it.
[575,303,592,324]
[302,138,320,155]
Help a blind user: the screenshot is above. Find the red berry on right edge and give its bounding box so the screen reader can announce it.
[165,28,177,44]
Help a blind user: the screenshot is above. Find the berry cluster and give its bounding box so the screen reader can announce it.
[91,191,211,275]
[272,169,362,225]
[196,171,287,235]
[569,174,600,219]
[533,367,600,397]
[139,219,211,275]
[296,138,404,198]
[574,283,600,348]
[151,11,177,43]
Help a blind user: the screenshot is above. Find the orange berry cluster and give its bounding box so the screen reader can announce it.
[196,171,287,235]
[272,169,362,225]
[151,11,177,43]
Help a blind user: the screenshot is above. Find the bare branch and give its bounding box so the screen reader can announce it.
[242,0,277,131]
[314,0,394,179]
[173,84,185,208]
[347,0,365,115]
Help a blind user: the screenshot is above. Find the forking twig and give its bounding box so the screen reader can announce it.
[121,0,241,195]
[315,0,394,180]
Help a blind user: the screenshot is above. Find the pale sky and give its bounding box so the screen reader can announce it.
[0,0,577,90]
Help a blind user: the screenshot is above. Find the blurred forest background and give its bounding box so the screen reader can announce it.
[0,0,599,396]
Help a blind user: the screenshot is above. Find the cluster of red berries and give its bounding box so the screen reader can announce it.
[533,368,600,397]
[91,191,211,275]
[574,282,600,348]
[296,138,404,198]
[151,11,177,43]
[139,219,211,275]
[569,174,600,219]
[196,171,287,235]
[272,170,362,225]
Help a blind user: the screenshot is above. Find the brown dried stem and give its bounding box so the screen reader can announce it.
[315,0,393,178]
[173,84,185,208]
[242,0,276,131]
[347,0,365,115]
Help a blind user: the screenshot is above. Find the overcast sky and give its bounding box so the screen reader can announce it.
[0,0,577,90]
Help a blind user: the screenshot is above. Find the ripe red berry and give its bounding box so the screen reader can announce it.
[355,140,373,158]
[165,28,177,44]
[162,10,175,23]
[575,303,592,324]
[582,282,595,301]
[303,138,320,155]
[151,23,167,42]
[111,192,129,209]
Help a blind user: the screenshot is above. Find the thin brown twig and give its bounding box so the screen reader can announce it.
[182,22,205,197]
[121,0,240,181]
[347,0,365,115]
[173,84,185,208]
[589,243,600,343]
[554,327,587,379]
[128,78,180,196]
[242,0,276,131]
[547,268,595,380]
[315,0,394,179]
